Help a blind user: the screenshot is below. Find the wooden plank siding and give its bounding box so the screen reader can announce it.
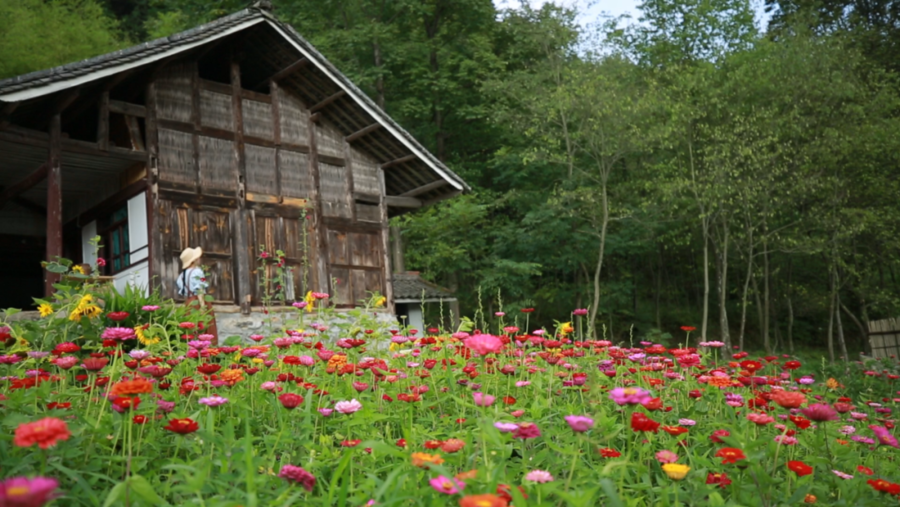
[148,57,389,308]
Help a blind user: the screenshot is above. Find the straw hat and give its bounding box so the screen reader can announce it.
[179,247,203,269]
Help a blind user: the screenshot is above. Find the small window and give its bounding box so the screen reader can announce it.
[98,206,131,275]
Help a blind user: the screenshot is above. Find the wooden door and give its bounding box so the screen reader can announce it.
[326,228,384,307]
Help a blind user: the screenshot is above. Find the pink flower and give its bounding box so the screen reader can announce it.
[260,381,278,391]
[464,334,504,355]
[141,305,159,311]
[199,395,228,407]
[318,408,334,417]
[564,415,594,432]
[429,475,464,494]
[655,450,678,464]
[801,403,840,422]
[572,309,588,316]
[299,355,315,366]
[608,387,652,406]
[0,476,60,506]
[279,464,316,491]
[335,399,362,414]
[472,392,495,407]
[513,422,541,439]
[53,356,78,370]
[746,413,775,425]
[494,422,518,433]
[525,470,554,483]
[869,425,900,449]
[101,327,136,341]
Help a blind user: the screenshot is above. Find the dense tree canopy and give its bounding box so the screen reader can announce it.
[3,0,900,357]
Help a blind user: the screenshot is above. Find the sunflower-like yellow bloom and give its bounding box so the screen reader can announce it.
[135,325,161,346]
[304,291,315,312]
[38,303,53,318]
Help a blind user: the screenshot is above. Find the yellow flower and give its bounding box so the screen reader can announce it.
[304,291,315,312]
[38,303,53,318]
[72,265,85,274]
[662,463,690,480]
[560,322,574,334]
[79,294,93,305]
[135,325,160,346]
[251,358,264,364]
[374,296,386,308]
[389,342,401,352]
[81,304,102,319]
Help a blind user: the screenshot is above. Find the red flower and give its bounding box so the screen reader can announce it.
[112,396,141,411]
[133,415,148,424]
[424,440,443,449]
[706,472,732,489]
[857,465,874,476]
[599,447,621,458]
[341,439,362,447]
[661,425,689,436]
[278,393,304,409]
[642,397,663,411]
[196,364,221,375]
[82,358,109,371]
[164,418,199,434]
[868,479,900,495]
[680,326,696,332]
[46,402,71,410]
[739,360,763,373]
[709,429,730,443]
[787,461,813,477]
[496,484,527,503]
[630,412,660,433]
[784,360,801,370]
[107,311,130,321]
[396,438,407,448]
[503,396,516,405]
[714,447,746,464]
[13,417,71,449]
[789,415,811,430]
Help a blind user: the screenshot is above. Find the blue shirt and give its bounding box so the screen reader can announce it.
[176,267,208,297]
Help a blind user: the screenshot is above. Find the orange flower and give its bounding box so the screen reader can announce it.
[459,494,508,507]
[456,469,478,481]
[772,390,806,409]
[110,378,153,396]
[707,376,733,388]
[411,452,444,468]
[14,417,71,449]
[220,368,244,385]
[441,439,466,453]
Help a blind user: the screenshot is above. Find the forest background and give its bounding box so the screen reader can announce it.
[2,0,900,360]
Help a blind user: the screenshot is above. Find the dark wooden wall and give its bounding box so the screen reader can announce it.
[147,58,389,309]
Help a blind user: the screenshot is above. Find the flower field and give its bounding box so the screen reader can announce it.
[2,284,900,506]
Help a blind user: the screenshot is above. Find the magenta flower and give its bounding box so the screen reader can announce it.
[513,422,541,439]
[494,422,518,433]
[655,450,678,463]
[472,392,495,407]
[800,403,840,422]
[0,476,59,507]
[564,415,594,433]
[572,309,588,316]
[279,464,316,491]
[101,327,136,341]
[156,400,175,413]
[199,395,228,407]
[142,305,160,311]
[608,387,653,406]
[869,425,900,449]
[464,334,504,355]
[318,408,334,417]
[429,475,464,494]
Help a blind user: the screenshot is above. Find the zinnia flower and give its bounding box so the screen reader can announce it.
[0,476,60,507]
[772,390,806,409]
[788,460,813,477]
[411,452,444,468]
[473,392,495,407]
[661,463,690,480]
[278,393,304,409]
[164,418,199,434]
[655,450,678,464]
[524,470,554,483]
[800,403,839,422]
[429,475,464,494]
[512,422,541,439]
[714,447,746,464]
[459,494,507,507]
[335,399,362,414]
[100,327,136,341]
[609,387,652,406]
[199,395,228,407]
[869,425,900,449]
[279,464,316,491]
[464,334,504,355]
[564,415,594,432]
[13,418,71,449]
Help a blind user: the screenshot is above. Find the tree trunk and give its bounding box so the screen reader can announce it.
[786,258,794,353]
[716,218,730,349]
[762,226,771,353]
[835,273,849,363]
[827,265,836,362]
[752,272,764,349]
[588,178,610,340]
[700,219,710,346]
[738,234,754,350]
[655,243,663,330]
[373,41,385,109]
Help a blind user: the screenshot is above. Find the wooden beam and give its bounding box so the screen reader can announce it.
[0,101,19,130]
[378,168,394,314]
[97,92,109,151]
[108,100,146,118]
[45,114,63,296]
[251,58,309,90]
[345,123,381,143]
[384,195,423,208]
[310,90,346,113]
[380,154,416,170]
[401,179,448,197]
[0,163,50,210]
[353,192,380,204]
[422,190,461,207]
[231,58,253,315]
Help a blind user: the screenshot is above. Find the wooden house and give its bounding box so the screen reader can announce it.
[0,4,468,313]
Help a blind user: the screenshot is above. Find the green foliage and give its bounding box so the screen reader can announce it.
[0,0,126,79]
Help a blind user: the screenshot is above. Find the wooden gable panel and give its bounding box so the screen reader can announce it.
[279,150,311,198]
[243,99,273,140]
[198,135,235,193]
[158,128,195,188]
[200,90,233,131]
[245,144,277,195]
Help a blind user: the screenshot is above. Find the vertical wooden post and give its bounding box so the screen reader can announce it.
[45,113,62,296]
[232,59,253,314]
[146,81,164,295]
[97,91,109,151]
[270,80,282,199]
[309,115,329,294]
[344,141,356,222]
[378,169,394,315]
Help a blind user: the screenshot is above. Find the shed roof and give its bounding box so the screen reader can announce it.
[392,273,456,302]
[0,5,469,206]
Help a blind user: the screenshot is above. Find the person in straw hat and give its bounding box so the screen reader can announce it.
[176,247,218,344]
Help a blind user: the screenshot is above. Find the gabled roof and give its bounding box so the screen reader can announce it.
[392,273,456,302]
[0,6,469,205]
